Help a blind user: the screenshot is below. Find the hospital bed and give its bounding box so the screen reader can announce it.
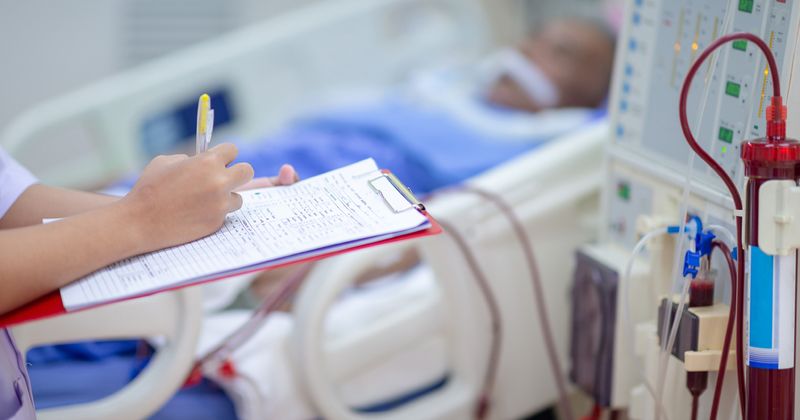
[2,0,608,418]
[292,122,606,420]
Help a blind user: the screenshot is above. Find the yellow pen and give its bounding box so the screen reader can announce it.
[195,93,215,155]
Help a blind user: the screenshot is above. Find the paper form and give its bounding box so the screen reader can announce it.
[60,159,429,311]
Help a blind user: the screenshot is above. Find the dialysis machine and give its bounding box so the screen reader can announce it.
[570,0,800,418]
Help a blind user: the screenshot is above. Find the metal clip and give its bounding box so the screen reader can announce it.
[368,173,425,213]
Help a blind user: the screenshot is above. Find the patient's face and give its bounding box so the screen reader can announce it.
[488,19,615,112]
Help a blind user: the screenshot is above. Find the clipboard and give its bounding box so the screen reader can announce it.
[0,167,440,328]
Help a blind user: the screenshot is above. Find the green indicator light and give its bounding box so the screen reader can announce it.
[733,40,748,51]
[738,0,754,13]
[718,127,734,143]
[725,81,741,98]
[617,182,631,201]
[722,146,728,154]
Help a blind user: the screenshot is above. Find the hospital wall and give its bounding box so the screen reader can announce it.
[0,0,323,130]
[0,0,613,135]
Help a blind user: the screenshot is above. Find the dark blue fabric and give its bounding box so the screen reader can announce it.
[27,342,237,419]
[27,340,140,363]
[234,124,439,194]
[149,379,236,420]
[353,374,449,413]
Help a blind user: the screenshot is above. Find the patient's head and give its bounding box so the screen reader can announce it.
[487,18,616,112]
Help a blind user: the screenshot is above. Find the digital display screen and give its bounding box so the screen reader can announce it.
[738,0,754,13]
[718,127,734,144]
[725,81,741,98]
[733,40,748,51]
[617,182,631,201]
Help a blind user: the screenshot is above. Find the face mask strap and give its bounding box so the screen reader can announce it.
[495,49,561,108]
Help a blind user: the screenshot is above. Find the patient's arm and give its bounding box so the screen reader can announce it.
[249,248,422,310]
[351,247,421,286]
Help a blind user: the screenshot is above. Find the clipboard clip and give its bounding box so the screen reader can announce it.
[368,172,426,213]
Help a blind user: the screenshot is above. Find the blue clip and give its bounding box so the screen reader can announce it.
[695,230,716,257]
[683,250,701,278]
[682,217,716,278]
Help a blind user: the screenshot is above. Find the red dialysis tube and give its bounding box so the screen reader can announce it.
[679,33,798,418]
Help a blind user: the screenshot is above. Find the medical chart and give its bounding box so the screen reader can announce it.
[60,159,430,311]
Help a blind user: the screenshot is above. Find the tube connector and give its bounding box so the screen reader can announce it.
[683,223,715,278]
[636,214,679,235]
[766,96,787,140]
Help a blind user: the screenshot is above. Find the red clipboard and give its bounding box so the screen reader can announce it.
[0,169,441,328]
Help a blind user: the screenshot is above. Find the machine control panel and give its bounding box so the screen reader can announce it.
[607,173,654,249]
[610,0,797,189]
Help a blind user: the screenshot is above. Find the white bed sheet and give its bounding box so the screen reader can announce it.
[197,265,446,420]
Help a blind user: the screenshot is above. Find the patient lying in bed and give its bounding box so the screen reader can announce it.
[26,18,614,420]
[233,17,614,195]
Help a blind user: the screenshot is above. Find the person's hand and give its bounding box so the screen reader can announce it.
[237,164,299,191]
[121,143,254,252]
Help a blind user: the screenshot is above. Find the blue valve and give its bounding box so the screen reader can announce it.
[695,230,716,257]
[683,250,702,278]
[668,216,735,275]
[682,216,716,279]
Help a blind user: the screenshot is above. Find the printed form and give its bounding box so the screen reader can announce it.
[61,159,430,310]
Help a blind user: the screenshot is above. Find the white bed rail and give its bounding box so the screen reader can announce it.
[1,0,492,189]
[292,122,608,420]
[11,288,203,420]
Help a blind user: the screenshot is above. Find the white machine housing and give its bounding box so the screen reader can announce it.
[596,0,800,418]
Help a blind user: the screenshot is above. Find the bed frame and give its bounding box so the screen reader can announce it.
[5,0,609,418]
[294,122,607,420]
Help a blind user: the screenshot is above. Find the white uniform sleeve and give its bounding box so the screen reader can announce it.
[0,148,37,218]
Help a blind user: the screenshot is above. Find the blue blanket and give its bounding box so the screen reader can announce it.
[235,97,562,194]
[27,341,236,419]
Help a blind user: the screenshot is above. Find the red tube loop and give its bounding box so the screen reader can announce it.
[678,32,783,418]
